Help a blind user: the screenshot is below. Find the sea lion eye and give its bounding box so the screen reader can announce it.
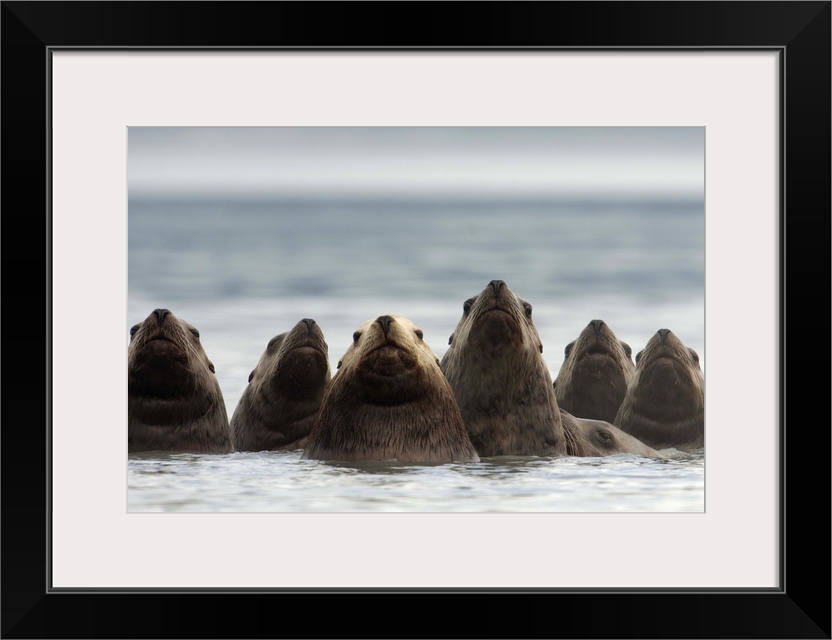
[622,342,632,358]
[564,342,574,357]
[353,331,361,343]
[208,363,215,374]
[523,303,532,317]
[129,324,140,338]
[635,350,643,364]
[539,343,543,353]
[248,370,255,382]
[448,335,453,345]
[598,430,613,443]
[268,337,279,349]
[337,360,342,369]
[689,349,700,365]
[190,328,200,340]
[463,298,474,315]
[415,329,424,340]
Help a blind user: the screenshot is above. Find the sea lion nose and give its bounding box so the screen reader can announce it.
[590,319,605,333]
[489,280,506,295]
[658,328,671,343]
[301,318,316,331]
[153,308,171,325]
[376,315,395,335]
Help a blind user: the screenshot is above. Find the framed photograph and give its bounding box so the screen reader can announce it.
[3,2,829,638]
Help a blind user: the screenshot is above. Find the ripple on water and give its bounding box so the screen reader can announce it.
[127,446,704,513]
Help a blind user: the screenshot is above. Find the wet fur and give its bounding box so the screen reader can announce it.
[230,319,331,451]
[554,320,635,423]
[128,309,232,453]
[614,329,705,451]
[303,315,480,463]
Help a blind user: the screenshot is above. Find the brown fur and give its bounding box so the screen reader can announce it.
[128,308,232,453]
[440,280,565,457]
[230,318,331,451]
[614,329,705,451]
[302,315,480,463]
[554,319,635,424]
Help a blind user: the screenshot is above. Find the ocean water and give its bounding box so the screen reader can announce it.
[127,197,705,513]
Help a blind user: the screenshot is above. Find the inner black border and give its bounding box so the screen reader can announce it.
[2,2,829,639]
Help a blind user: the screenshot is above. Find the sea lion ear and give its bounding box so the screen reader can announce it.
[248,370,255,382]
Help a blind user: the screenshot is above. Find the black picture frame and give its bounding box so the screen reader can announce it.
[2,2,829,638]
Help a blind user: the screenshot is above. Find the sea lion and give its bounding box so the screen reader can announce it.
[128,308,232,454]
[440,280,566,457]
[441,281,658,459]
[560,410,661,458]
[614,328,705,451]
[230,318,331,452]
[302,314,480,463]
[554,319,635,424]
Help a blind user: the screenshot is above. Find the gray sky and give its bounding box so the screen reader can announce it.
[128,127,704,201]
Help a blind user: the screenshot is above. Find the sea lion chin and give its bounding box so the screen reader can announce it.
[554,319,635,424]
[128,308,232,454]
[230,318,331,452]
[614,328,705,451]
[302,314,480,463]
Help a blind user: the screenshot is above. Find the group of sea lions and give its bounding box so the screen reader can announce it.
[127,280,705,462]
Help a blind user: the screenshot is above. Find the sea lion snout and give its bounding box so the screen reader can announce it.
[658,328,671,343]
[590,319,605,333]
[489,279,506,295]
[153,308,171,326]
[301,318,316,331]
[376,315,395,335]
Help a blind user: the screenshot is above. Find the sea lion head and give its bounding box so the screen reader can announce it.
[442,279,544,378]
[631,329,703,405]
[615,328,704,450]
[247,318,331,403]
[554,319,635,423]
[560,411,661,458]
[128,308,217,403]
[336,314,442,405]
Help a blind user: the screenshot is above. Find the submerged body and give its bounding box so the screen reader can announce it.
[303,314,480,463]
[128,308,232,454]
[231,318,331,452]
